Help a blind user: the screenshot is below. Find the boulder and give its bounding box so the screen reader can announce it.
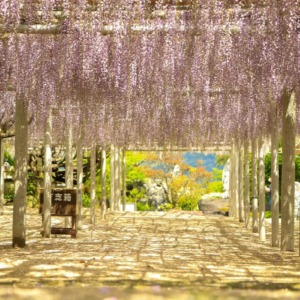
[144,178,167,209]
[198,198,229,216]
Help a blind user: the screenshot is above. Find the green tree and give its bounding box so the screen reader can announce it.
[4,150,15,166]
[141,152,210,208]
[125,151,147,190]
[215,154,229,167]
[211,167,223,181]
[207,181,223,193]
[206,167,224,193]
[264,152,300,190]
[84,150,148,205]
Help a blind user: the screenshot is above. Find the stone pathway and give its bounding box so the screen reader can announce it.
[0,207,300,299]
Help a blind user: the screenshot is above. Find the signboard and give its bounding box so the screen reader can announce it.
[39,189,77,216]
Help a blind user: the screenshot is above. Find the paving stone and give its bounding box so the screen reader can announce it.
[0,207,300,299]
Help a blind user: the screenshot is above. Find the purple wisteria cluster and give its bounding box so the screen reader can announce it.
[0,0,299,147]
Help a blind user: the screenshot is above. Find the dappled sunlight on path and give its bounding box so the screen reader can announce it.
[0,207,300,299]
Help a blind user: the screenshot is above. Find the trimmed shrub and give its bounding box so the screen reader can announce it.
[207,181,223,193]
[137,202,155,211]
[177,194,199,211]
[82,193,91,207]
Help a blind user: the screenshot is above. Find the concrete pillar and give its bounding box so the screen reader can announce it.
[229,146,234,217]
[65,124,73,189]
[0,137,4,215]
[76,131,83,229]
[90,143,96,224]
[43,113,52,238]
[244,140,250,228]
[101,147,107,219]
[65,123,73,227]
[110,144,115,211]
[251,138,258,233]
[229,141,238,217]
[271,109,279,247]
[234,141,239,218]
[114,146,120,211]
[281,91,296,252]
[13,100,28,248]
[122,148,126,211]
[258,135,266,241]
[238,144,244,222]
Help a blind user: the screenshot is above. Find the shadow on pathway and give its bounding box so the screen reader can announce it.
[0,207,299,299]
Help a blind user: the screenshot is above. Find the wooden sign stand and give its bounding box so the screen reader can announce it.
[39,189,78,238]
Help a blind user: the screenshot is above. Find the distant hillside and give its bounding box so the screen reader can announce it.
[182,152,221,172]
[140,152,223,175]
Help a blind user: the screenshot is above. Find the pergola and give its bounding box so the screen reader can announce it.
[0,0,299,253]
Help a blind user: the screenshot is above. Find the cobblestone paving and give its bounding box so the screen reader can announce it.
[0,207,300,299]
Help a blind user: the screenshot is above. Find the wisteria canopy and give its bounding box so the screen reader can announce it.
[0,0,299,148]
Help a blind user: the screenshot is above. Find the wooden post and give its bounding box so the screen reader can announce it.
[281,91,296,252]
[90,143,96,224]
[110,144,115,211]
[238,144,244,222]
[244,140,250,228]
[271,108,279,247]
[251,138,258,233]
[43,112,52,238]
[13,100,28,248]
[76,131,83,229]
[258,135,266,241]
[101,147,107,219]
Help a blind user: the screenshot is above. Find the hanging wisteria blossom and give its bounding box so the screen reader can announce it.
[0,0,299,147]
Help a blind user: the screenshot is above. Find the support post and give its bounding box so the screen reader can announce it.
[90,143,96,224]
[258,135,266,241]
[122,148,126,211]
[101,147,107,219]
[43,112,52,238]
[0,137,4,215]
[238,144,244,222]
[244,140,250,228]
[251,138,258,233]
[65,123,73,227]
[229,147,233,216]
[65,124,73,188]
[271,108,279,247]
[114,146,120,211]
[76,131,83,229]
[234,140,239,217]
[229,140,238,217]
[13,100,28,248]
[110,144,115,211]
[281,91,296,252]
